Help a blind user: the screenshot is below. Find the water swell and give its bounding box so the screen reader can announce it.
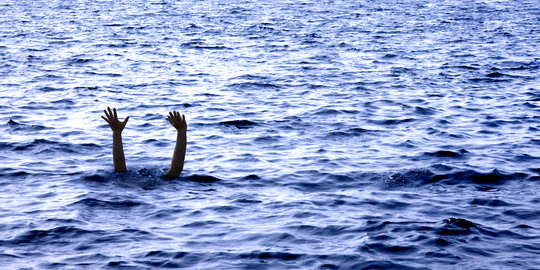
[75,166,532,192]
[2,138,100,155]
[1,0,539,269]
[1,226,106,246]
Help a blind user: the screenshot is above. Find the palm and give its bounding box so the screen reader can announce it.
[102,107,129,133]
[168,111,187,131]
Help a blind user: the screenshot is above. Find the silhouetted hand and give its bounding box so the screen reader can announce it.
[102,107,129,133]
[167,111,187,132]
[165,111,187,178]
[101,107,129,172]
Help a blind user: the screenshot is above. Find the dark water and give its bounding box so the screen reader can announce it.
[1,0,539,269]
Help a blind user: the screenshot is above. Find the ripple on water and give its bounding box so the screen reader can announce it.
[0,0,539,269]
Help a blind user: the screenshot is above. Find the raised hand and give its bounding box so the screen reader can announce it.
[101,107,128,172]
[167,111,187,132]
[102,107,130,133]
[165,111,187,178]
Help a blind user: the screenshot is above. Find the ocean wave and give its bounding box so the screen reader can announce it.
[3,138,100,154]
[2,0,540,268]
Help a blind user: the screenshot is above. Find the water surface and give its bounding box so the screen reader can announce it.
[0,0,539,269]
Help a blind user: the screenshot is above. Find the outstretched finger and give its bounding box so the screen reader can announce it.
[182,114,185,122]
[101,116,110,124]
[167,115,174,125]
[113,108,118,119]
[104,109,110,119]
[123,116,130,125]
[107,107,114,119]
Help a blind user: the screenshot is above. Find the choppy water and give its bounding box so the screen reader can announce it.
[1,0,539,269]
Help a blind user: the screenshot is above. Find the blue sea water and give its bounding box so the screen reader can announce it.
[1,0,539,269]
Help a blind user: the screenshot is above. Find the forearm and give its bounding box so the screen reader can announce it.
[112,132,127,172]
[165,130,186,178]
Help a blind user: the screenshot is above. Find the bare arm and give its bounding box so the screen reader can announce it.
[101,107,129,172]
[164,111,187,178]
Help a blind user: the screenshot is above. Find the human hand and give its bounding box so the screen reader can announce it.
[167,111,187,132]
[102,107,129,133]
